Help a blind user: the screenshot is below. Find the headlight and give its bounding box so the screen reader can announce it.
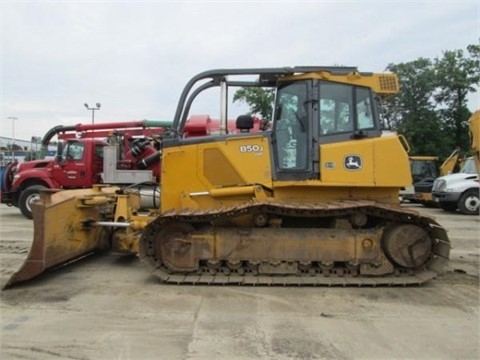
[433,179,446,191]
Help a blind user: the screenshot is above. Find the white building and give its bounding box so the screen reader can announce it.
[0,136,57,164]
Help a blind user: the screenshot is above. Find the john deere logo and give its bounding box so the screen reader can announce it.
[344,155,362,171]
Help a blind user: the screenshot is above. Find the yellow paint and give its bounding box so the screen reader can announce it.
[161,135,272,212]
[280,71,399,97]
[160,129,410,211]
[469,110,480,177]
[320,133,410,187]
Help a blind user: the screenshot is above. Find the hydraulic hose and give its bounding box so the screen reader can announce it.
[39,125,76,159]
[137,152,161,169]
[37,120,172,159]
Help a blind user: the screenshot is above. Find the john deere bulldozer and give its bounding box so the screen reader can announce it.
[4,66,450,288]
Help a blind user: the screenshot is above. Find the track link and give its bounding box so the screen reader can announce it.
[139,200,450,286]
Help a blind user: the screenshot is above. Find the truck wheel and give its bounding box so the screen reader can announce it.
[458,190,480,215]
[19,185,47,219]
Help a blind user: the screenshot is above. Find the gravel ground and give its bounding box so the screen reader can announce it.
[0,203,478,360]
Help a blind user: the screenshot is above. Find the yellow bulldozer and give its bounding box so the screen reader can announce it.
[4,66,450,288]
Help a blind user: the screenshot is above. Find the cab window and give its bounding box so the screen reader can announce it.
[63,142,85,160]
[319,83,353,135]
[95,144,104,158]
[356,87,374,130]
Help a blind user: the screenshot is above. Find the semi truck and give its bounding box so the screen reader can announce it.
[431,111,480,215]
[432,156,479,215]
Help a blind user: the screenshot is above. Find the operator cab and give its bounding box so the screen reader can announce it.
[272,79,381,180]
[169,67,396,183]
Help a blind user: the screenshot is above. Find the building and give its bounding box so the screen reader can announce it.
[0,136,57,164]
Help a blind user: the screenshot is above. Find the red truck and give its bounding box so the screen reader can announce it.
[0,115,263,218]
[0,119,170,218]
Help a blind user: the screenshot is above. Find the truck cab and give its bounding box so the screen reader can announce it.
[432,157,479,215]
[53,139,106,187]
[4,138,108,219]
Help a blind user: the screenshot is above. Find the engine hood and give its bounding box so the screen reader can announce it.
[437,173,478,182]
[17,159,53,172]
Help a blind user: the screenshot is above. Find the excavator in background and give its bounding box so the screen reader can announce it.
[1,116,262,219]
[399,155,439,203]
[469,110,480,177]
[3,66,450,289]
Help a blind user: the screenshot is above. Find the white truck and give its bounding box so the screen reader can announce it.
[432,157,479,215]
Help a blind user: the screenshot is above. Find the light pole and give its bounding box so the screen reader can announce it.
[7,116,17,161]
[84,103,101,124]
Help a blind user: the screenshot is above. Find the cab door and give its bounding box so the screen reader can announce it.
[272,80,316,181]
[51,141,92,188]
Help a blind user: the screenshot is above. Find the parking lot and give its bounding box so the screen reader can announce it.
[0,203,479,360]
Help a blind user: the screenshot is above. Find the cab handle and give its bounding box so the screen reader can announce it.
[398,134,411,154]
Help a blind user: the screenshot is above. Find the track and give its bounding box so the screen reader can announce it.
[139,200,450,286]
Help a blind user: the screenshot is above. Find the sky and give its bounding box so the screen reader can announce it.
[1,0,479,142]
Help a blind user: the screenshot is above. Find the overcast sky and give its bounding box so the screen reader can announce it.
[1,0,479,141]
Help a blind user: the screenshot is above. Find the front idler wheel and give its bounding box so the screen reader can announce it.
[382,224,432,269]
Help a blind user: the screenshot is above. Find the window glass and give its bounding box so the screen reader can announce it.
[356,88,374,130]
[66,142,85,160]
[274,81,308,170]
[411,160,437,179]
[319,83,353,134]
[95,144,104,158]
[460,158,476,174]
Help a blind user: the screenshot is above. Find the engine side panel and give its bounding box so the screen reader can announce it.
[160,134,273,212]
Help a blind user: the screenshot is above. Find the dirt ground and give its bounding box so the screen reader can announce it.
[0,203,478,360]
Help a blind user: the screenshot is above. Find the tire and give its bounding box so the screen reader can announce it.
[19,185,47,219]
[458,190,480,215]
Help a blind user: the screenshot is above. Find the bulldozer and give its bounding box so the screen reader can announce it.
[4,66,450,288]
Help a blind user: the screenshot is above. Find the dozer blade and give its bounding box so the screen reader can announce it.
[3,189,110,289]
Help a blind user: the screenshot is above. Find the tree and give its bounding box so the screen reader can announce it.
[434,45,480,154]
[233,87,275,123]
[384,43,479,159]
[384,59,446,156]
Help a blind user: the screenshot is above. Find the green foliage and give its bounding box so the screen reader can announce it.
[233,87,275,122]
[384,42,479,160]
